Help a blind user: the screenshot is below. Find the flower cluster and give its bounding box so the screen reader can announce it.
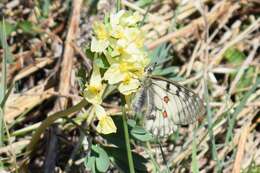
[84,10,150,134]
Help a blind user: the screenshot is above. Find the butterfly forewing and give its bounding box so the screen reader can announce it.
[132,76,205,137]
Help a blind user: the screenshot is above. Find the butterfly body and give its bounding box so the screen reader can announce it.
[132,74,205,137]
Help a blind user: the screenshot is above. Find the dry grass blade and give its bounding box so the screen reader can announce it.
[232,124,251,173]
[56,0,83,110]
[5,86,54,123]
[146,1,233,49]
[13,57,54,82]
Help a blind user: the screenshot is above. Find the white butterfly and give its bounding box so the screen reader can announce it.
[132,64,205,137]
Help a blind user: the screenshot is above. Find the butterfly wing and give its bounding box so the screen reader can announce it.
[132,76,205,137]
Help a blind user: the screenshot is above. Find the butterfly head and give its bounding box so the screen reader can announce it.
[144,62,157,74]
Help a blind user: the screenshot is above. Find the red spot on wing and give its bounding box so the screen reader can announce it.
[163,96,169,104]
[162,110,168,118]
[197,116,204,124]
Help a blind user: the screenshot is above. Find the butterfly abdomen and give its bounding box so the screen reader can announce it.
[132,87,147,114]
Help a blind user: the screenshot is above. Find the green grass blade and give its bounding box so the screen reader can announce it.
[204,78,222,172]
[191,129,199,173]
[225,77,260,144]
[0,19,7,105]
[0,19,8,147]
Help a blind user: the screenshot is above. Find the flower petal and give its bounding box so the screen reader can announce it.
[84,65,103,104]
[90,64,102,87]
[93,22,109,40]
[91,37,109,53]
[84,86,102,104]
[110,10,125,27]
[119,78,140,95]
[96,116,117,134]
[103,64,126,84]
[94,104,106,119]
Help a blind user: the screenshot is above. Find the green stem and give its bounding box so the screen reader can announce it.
[121,105,135,173]
[26,99,88,153]
[0,19,8,147]
[116,0,121,12]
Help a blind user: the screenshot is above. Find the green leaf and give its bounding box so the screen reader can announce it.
[168,129,180,143]
[85,145,110,173]
[243,161,260,173]
[85,46,95,60]
[18,21,42,35]
[127,119,136,128]
[169,76,186,82]
[102,116,149,172]
[131,126,146,134]
[76,66,88,91]
[41,0,51,17]
[0,21,15,39]
[224,47,246,64]
[153,66,179,77]
[148,43,172,64]
[135,0,154,7]
[94,55,110,69]
[104,146,149,173]
[131,131,153,142]
[92,145,110,172]
[237,67,255,90]
[84,156,96,173]
[131,126,153,142]
[0,20,14,64]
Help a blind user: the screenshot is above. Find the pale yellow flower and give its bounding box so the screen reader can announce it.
[94,105,117,134]
[84,64,104,104]
[93,22,109,40]
[86,10,150,135]
[110,10,141,28]
[90,10,149,96]
[121,11,142,26]
[103,63,127,85]
[110,10,125,27]
[91,37,109,53]
[109,25,124,39]
[123,28,145,48]
[103,62,144,95]
[118,76,140,95]
[91,22,110,53]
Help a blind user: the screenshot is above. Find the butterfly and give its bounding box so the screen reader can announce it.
[132,64,205,137]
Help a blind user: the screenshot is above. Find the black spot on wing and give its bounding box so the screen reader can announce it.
[166,82,170,90]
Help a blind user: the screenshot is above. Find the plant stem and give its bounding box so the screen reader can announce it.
[116,0,121,12]
[121,105,135,173]
[26,99,88,153]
